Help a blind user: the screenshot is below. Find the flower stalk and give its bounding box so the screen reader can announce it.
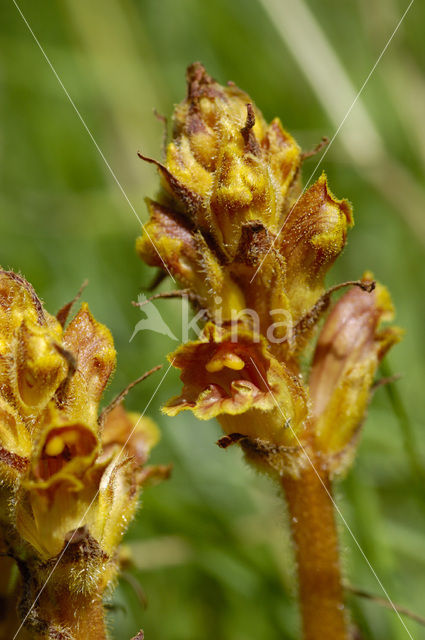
[136,63,402,638]
[282,462,348,640]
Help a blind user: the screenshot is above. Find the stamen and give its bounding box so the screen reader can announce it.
[206,352,245,372]
[45,435,65,457]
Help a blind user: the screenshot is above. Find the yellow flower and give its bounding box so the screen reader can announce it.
[138,64,401,478]
[0,270,163,637]
[164,322,307,446]
[16,407,158,583]
[137,62,403,640]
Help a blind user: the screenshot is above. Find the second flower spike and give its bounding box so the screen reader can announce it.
[0,269,164,640]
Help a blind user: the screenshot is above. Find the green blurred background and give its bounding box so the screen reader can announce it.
[1,0,424,638]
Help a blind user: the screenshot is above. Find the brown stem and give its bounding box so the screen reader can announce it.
[67,593,107,640]
[281,461,349,640]
[36,588,108,639]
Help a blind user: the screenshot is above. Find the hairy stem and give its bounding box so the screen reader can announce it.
[281,461,349,640]
[65,593,107,640]
[33,588,108,640]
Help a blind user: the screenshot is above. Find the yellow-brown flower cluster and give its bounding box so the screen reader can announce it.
[0,270,161,639]
[137,63,402,476]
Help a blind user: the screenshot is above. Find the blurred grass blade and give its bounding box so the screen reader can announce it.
[380,360,425,485]
[63,0,165,186]
[258,0,382,162]
[257,0,425,245]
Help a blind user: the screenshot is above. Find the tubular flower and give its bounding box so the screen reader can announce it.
[164,322,307,448]
[309,274,403,471]
[0,270,163,640]
[137,63,401,477]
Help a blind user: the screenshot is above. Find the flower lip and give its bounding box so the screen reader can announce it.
[101,404,160,466]
[163,324,288,420]
[32,423,98,484]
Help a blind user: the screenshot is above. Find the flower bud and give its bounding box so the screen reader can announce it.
[139,62,301,259]
[278,174,353,322]
[14,317,67,411]
[138,66,353,349]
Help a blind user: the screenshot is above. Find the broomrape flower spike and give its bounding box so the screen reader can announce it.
[137,63,402,640]
[0,269,167,640]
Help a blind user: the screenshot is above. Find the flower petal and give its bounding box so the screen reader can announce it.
[24,404,99,491]
[164,322,307,445]
[0,398,30,483]
[101,404,159,466]
[13,317,67,412]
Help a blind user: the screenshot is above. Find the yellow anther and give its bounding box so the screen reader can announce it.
[45,435,65,457]
[206,352,245,373]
